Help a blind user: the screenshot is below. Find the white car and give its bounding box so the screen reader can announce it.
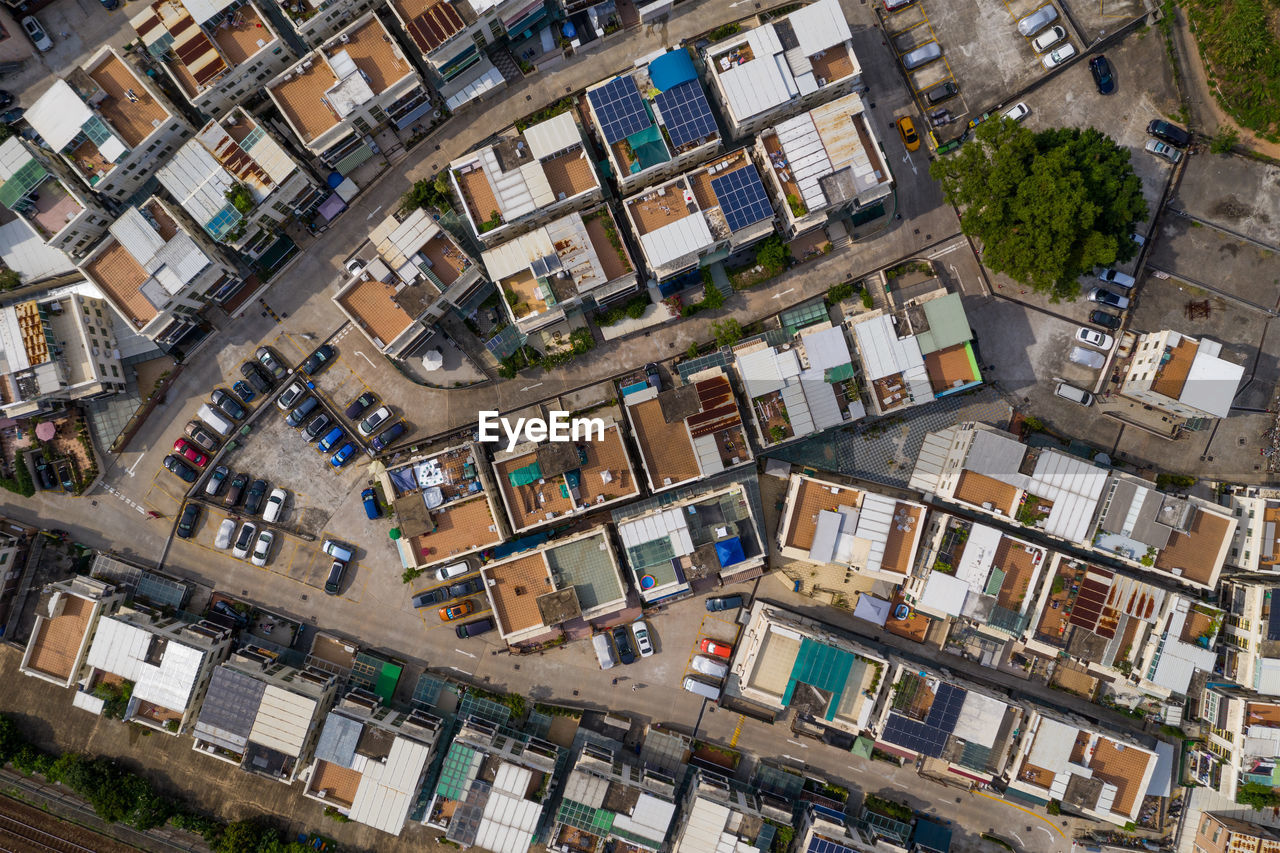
[1042,44,1076,69]
[1032,25,1066,52]
[436,561,470,582]
[261,487,288,523]
[1145,138,1184,164]
[1003,102,1030,123]
[1096,268,1136,290]
[1069,346,1105,369]
[1017,3,1058,36]
[358,405,392,436]
[276,379,307,411]
[1055,383,1093,406]
[631,620,655,658]
[1075,328,1114,350]
[21,16,53,52]
[214,518,236,550]
[251,530,275,567]
[232,522,257,560]
[690,654,729,680]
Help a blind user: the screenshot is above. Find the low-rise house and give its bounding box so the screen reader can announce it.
[0,137,112,258]
[79,197,242,349]
[701,0,861,138]
[669,769,778,853]
[192,647,339,782]
[1197,690,1280,799]
[1117,330,1245,424]
[621,366,752,493]
[549,737,679,851]
[724,601,887,737]
[620,150,776,282]
[480,526,628,645]
[1221,486,1280,572]
[0,293,125,419]
[585,49,722,194]
[776,471,926,586]
[386,0,507,111]
[1218,577,1280,696]
[613,472,767,602]
[302,689,444,835]
[280,0,383,49]
[19,576,125,688]
[1195,814,1280,853]
[335,207,486,357]
[157,109,324,262]
[449,112,602,245]
[130,0,294,116]
[266,13,430,167]
[24,48,193,201]
[755,91,892,237]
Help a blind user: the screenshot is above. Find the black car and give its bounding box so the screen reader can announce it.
[211,600,248,626]
[225,472,248,507]
[1089,55,1115,94]
[0,107,24,125]
[35,461,55,490]
[1147,119,1191,148]
[211,388,246,420]
[57,462,74,491]
[1090,309,1122,330]
[240,361,274,394]
[244,479,269,515]
[611,625,637,665]
[456,618,495,639]
[448,577,484,600]
[925,80,958,105]
[644,362,661,390]
[301,344,336,376]
[176,503,201,539]
[286,396,320,428]
[99,0,121,8]
[163,454,197,483]
[304,413,332,441]
[345,391,377,420]
[0,91,13,110]
[705,594,745,612]
[256,346,289,381]
[369,421,405,452]
[412,585,454,608]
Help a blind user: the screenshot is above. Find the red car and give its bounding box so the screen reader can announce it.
[439,600,475,622]
[173,438,209,467]
[700,638,733,659]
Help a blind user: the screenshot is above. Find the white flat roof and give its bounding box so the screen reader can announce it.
[84,616,206,713]
[638,214,713,269]
[954,523,1003,593]
[800,324,851,371]
[347,735,433,835]
[522,112,580,160]
[789,0,854,56]
[249,684,316,757]
[25,80,96,153]
[920,572,970,617]
[1182,343,1243,418]
[157,141,236,227]
[953,690,1007,749]
[475,763,542,853]
[1027,450,1108,543]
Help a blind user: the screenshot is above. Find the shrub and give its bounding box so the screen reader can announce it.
[756,235,790,273]
[861,287,874,308]
[707,22,740,41]
[712,318,743,348]
[1210,126,1239,154]
[687,342,700,359]
[703,284,725,310]
[826,281,856,303]
[1047,799,1062,815]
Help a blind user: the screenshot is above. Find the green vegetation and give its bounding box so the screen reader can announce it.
[539,328,596,369]
[707,22,741,41]
[930,121,1147,300]
[515,96,575,132]
[786,193,808,217]
[687,342,700,359]
[886,261,932,279]
[826,281,857,303]
[983,835,1015,851]
[224,183,254,215]
[861,287,874,308]
[1047,799,1062,815]
[1051,575,1066,595]
[1023,415,1044,432]
[0,266,21,291]
[1210,125,1240,153]
[479,210,503,233]
[756,235,791,275]
[769,822,796,853]
[769,425,787,442]
[932,559,954,574]
[401,565,425,584]
[712,318,744,348]
[596,293,651,326]
[1184,0,1280,140]
[403,173,454,213]
[1237,783,1280,809]
[1156,473,1197,490]
[497,345,539,379]
[323,806,351,823]
[0,455,35,498]
[93,680,134,720]
[864,794,913,823]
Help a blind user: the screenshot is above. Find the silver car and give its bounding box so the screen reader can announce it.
[1069,346,1105,369]
[1017,4,1058,36]
[21,16,53,52]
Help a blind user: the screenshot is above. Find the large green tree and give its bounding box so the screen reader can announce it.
[930,120,1147,300]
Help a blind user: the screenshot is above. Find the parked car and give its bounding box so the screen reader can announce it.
[456,619,495,639]
[331,443,356,467]
[232,522,257,560]
[701,638,733,659]
[924,80,958,105]
[691,654,729,680]
[204,465,230,497]
[99,0,120,9]
[244,479,269,515]
[173,438,209,467]
[304,413,332,441]
[1088,287,1130,309]
[1090,309,1122,329]
[301,344,336,376]
[1069,346,1106,369]
[277,379,308,411]
[369,421,405,452]
[611,625,636,665]
[176,503,201,539]
[1076,328,1114,350]
[21,16,52,52]
[412,585,453,608]
[1031,25,1065,52]
[1145,138,1184,164]
[214,518,236,549]
[251,530,275,567]
[631,620,655,658]
[1003,102,1030,123]
[211,600,248,625]
[322,539,355,562]
[1017,3,1057,36]
[345,391,377,420]
[185,421,220,452]
[1148,119,1191,147]
[35,462,55,490]
[896,116,920,151]
[705,594,744,612]
[884,0,915,9]
[437,562,471,582]
[358,406,392,437]
[256,347,288,381]
[240,361,274,393]
[1089,55,1115,94]
[318,427,345,453]
[902,41,941,70]
[231,380,256,404]
[1041,44,1075,68]
[262,487,288,523]
[1097,268,1136,290]
[224,472,248,507]
[324,560,347,595]
[0,108,24,125]
[644,362,662,390]
[210,388,246,420]
[439,600,475,622]
[286,396,319,428]
[1054,383,1094,406]
[0,91,14,110]
[448,577,484,600]
[361,488,381,519]
[163,455,197,483]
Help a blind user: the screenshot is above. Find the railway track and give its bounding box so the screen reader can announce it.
[0,811,99,853]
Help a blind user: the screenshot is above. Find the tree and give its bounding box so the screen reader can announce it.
[755,235,790,274]
[702,284,725,310]
[1047,799,1062,815]
[0,267,21,291]
[711,318,743,348]
[1237,783,1280,810]
[930,120,1148,300]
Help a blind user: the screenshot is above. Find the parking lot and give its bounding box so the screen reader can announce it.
[1169,153,1280,251]
[682,611,742,682]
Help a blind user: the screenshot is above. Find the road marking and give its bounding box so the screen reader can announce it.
[521,382,544,392]
[448,665,470,674]
[455,648,477,659]
[927,242,964,259]
[1011,833,1024,845]
[772,288,796,299]
[949,263,971,294]
[353,350,377,369]
[974,791,1065,838]
[730,714,745,747]
[125,455,144,477]
[902,152,918,175]
[366,204,383,220]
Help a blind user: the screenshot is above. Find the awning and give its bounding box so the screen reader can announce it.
[316,193,347,223]
[648,49,697,91]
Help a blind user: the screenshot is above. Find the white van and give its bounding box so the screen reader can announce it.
[593,633,618,670]
[691,655,729,680]
[902,42,942,70]
[322,539,355,563]
[683,676,722,701]
[197,403,235,437]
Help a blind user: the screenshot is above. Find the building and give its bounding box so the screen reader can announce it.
[732,321,863,447]
[1005,711,1161,825]
[850,291,982,416]
[585,49,722,194]
[76,607,232,734]
[0,293,125,419]
[449,111,602,246]
[336,207,487,358]
[621,366,752,493]
[1198,689,1280,798]
[1194,814,1280,853]
[549,737,678,851]
[480,527,628,644]
[386,0,507,112]
[668,770,778,853]
[426,715,562,852]
[776,472,926,585]
[701,0,861,139]
[1221,487,1280,572]
[192,647,339,782]
[724,601,887,736]
[157,109,324,262]
[1118,330,1245,422]
[755,91,892,237]
[19,576,125,688]
[614,472,766,602]
[130,0,294,116]
[0,137,112,258]
[280,0,383,48]
[1217,577,1280,696]
[266,13,430,167]
[483,205,638,337]
[492,418,638,534]
[24,48,193,201]
[301,688,443,835]
[620,150,776,282]
[79,198,241,348]
[381,443,508,571]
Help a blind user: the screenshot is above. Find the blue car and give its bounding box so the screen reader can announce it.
[318,426,344,453]
[232,380,255,404]
[361,487,381,519]
[331,443,355,468]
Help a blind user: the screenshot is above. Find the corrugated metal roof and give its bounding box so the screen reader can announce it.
[853,314,924,381]
[799,368,843,430]
[111,207,167,265]
[671,796,731,853]
[25,80,95,153]
[1029,450,1107,544]
[84,616,208,714]
[249,683,317,757]
[735,348,784,398]
[800,324,851,371]
[348,734,433,835]
[313,711,362,767]
[853,491,895,574]
[638,213,713,270]
[780,381,813,435]
[788,0,853,59]
[482,226,557,281]
[157,141,239,229]
[522,112,581,160]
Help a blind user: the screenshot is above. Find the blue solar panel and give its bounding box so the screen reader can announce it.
[589,77,650,145]
[925,683,967,733]
[808,837,858,853]
[711,166,774,232]
[882,713,949,758]
[654,80,717,149]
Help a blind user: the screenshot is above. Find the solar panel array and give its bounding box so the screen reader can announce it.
[589,77,649,144]
[808,836,859,853]
[711,167,774,232]
[925,682,966,730]
[655,80,717,149]
[883,713,950,757]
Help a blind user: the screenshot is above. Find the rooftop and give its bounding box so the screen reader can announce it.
[483,553,555,639]
[85,52,171,148]
[131,0,275,99]
[25,591,96,681]
[1143,332,1244,418]
[391,0,471,55]
[410,494,502,564]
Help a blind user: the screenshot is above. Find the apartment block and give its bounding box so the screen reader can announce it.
[549,737,678,851]
[1195,814,1280,853]
[701,0,861,138]
[24,48,193,201]
[19,576,125,688]
[158,108,324,261]
[1218,577,1280,695]
[0,137,112,258]
[1198,689,1280,799]
[281,0,382,48]
[1221,487,1280,572]
[131,0,294,116]
[669,770,778,853]
[387,0,508,111]
[1119,330,1245,422]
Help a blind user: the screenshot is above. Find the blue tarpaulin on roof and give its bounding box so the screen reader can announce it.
[715,537,745,567]
[649,49,697,91]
